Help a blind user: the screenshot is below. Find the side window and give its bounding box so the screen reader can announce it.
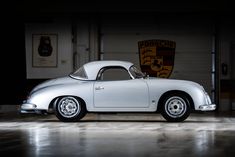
[97,67,131,81]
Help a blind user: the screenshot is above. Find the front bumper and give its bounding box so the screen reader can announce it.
[198,104,216,111]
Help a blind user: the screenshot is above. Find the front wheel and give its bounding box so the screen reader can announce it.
[160,94,191,122]
[54,96,86,122]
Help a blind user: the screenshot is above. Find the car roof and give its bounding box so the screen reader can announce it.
[83,60,134,80]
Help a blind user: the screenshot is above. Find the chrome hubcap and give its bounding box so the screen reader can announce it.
[165,96,187,118]
[58,97,80,118]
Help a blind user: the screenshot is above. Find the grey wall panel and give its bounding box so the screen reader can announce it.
[100,16,212,94]
[102,34,212,52]
[103,53,140,67]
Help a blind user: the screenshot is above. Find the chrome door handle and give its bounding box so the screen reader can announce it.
[95,86,104,90]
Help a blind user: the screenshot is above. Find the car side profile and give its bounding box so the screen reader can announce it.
[21,60,216,122]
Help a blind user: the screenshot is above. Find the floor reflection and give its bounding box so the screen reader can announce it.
[0,113,235,157]
[0,127,235,157]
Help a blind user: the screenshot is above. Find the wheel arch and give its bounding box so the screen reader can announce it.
[48,95,87,112]
[157,90,195,111]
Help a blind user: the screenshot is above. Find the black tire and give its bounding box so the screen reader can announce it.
[160,93,191,122]
[54,96,86,122]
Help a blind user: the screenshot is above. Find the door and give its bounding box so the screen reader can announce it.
[94,67,149,108]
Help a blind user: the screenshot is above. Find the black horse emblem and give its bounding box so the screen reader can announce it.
[38,36,53,57]
[138,40,176,78]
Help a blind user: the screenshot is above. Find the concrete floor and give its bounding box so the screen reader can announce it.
[0,112,235,157]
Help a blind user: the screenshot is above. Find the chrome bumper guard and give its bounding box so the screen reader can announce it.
[21,103,37,110]
[199,104,216,111]
[20,102,42,114]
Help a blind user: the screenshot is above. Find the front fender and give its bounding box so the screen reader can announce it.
[183,86,210,110]
[147,79,211,110]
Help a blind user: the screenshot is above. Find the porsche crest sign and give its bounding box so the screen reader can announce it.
[138,40,176,78]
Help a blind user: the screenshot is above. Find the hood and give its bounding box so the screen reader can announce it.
[30,76,81,94]
[146,77,205,91]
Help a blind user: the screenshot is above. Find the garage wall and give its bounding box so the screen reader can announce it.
[100,14,213,94]
[219,17,235,111]
[75,20,99,69]
[25,22,73,79]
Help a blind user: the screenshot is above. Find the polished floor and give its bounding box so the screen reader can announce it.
[0,112,235,157]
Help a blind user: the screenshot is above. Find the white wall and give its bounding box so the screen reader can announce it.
[25,23,73,79]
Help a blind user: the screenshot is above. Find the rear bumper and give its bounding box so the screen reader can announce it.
[198,104,216,111]
[20,102,44,114]
[21,103,37,110]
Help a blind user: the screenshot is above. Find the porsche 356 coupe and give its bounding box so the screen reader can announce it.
[21,60,216,122]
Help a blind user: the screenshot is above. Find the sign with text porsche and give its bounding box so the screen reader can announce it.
[138,40,176,78]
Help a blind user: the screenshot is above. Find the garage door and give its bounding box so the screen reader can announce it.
[100,14,213,94]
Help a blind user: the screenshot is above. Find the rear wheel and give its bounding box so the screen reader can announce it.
[160,93,191,122]
[54,96,86,122]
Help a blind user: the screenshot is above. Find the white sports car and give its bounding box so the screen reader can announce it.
[21,60,216,122]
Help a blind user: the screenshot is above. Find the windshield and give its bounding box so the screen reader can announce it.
[129,65,145,79]
[70,66,88,79]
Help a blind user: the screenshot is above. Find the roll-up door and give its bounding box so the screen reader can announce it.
[100,14,213,94]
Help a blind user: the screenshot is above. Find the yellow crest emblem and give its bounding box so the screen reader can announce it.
[138,40,176,78]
